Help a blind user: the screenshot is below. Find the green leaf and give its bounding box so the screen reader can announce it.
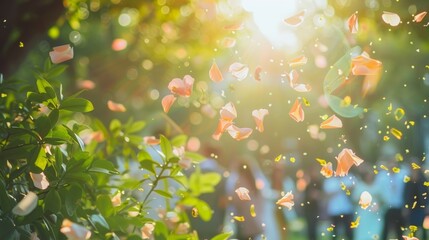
[36,78,53,94]
[140,159,156,174]
[90,214,110,231]
[171,134,188,147]
[96,195,114,217]
[63,124,85,150]
[154,221,168,240]
[211,231,233,240]
[31,146,48,172]
[126,121,146,134]
[46,64,68,79]
[0,180,14,212]
[44,137,67,145]
[60,98,94,112]
[44,189,61,213]
[0,144,37,161]
[196,200,212,221]
[63,172,93,184]
[34,115,51,138]
[109,119,121,132]
[185,152,206,163]
[63,184,82,216]
[90,160,119,175]
[44,57,52,72]
[154,189,173,199]
[160,135,173,161]
[48,109,59,126]
[325,94,364,118]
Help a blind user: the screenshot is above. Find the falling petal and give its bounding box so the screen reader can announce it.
[30,172,50,190]
[235,187,251,201]
[226,125,253,141]
[252,109,269,132]
[351,52,383,76]
[60,219,91,240]
[111,192,121,207]
[347,13,358,33]
[107,100,127,112]
[276,191,294,210]
[335,148,364,177]
[320,162,334,178]
[254,66,262,81]
[12,192,38,216]
[168,75,194,97]
[221,37,236,48]
[350,216,360,228]
[161,94,176,113]
[224,22,244,31]
[288,55,308,68]
[49,44,74,64]
[359,191,372,209]
[289,99,305,122]
[284,10,306,26]
[220,102,237,121]
[111,38,127,51]
[382,11,401,26]
[212,119,233,141]
[229,62,249,81]
[143,136,160,145]
[209,60,223,82]
[320,115,343,129]
[414,11,427,23]
[141,223,155,239]
[76,80,95,90]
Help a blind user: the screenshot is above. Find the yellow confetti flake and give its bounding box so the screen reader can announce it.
[233,216,245,222]
[341,182,346,191]
[412,201,417,209]
[404,176,410,183]
[302,97,310,106]
[390,128,402,140]
[409,225,418,232]
[290,157,296,163]
[395,153,403,162]
[250,204,256,217]
[374,169,379,174]
[392,167,400,173]
[316,158,327,166]
[387,103,393,112]
[19,41,24,47]
[346,189,351,196]
[327,226,334,232]
[394,108,405,121]
[380,165,389,171]
[350,216,360,229]
[424,181,429,187]
[192,208,198,218]
[383,136,390,141]
[411,163,421,169]
[320,114,329,120]
[341,96,351,107]
[275,154,283,162]
[409,121,415,126]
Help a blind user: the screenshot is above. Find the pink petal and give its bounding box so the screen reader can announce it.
[49,44,74,64]
[161,94,176,113]
[107,100,127,112]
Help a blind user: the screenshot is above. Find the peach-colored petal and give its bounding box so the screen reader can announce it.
[209,61,223,82]
[224,22,244,31]
[107,100,126,112]
[351,52,382,76]
[12,192,38,216]
[252,109,269,132]
[111,192,121,207]
[359,191,372,209]
[176,222,190,235]
[402,236,419,240]
[288,69,311,92]
[226,125,253,141]
[49,44,73,64]
[167,75,194,97]
[220,102,237,122]
[60,219,91,240]
[141,222,155,239]
[347,13,358,33]
[30,232,40,240]
[284,10,306,26]
[235,187,251,201]
[143,136,160,145]
[320,162,334,178]
[30,172,50,190]
[161,94,176,113]
[276,191,294,210]
[76,80,95,90]
[212,119,233,141]
[221,37,236,48]
[288,55,308,68]
[320,115,343,129]
[414,11,427,23]
[254,66,262,81]
[229,62,249,81]
[289,99,304,122]
[335,148,364,177]
[382,11,401,26]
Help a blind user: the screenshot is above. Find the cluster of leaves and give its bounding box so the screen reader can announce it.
[0,60,227,239]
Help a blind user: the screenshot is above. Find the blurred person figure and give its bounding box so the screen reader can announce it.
[352,170,383,240]
[323,174,355,240]
[376,161,408,240]
[403,165,429,240]
[226,156,265,240]
[303,165,323,240]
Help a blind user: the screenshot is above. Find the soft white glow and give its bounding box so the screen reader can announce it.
[241,0,300,49]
